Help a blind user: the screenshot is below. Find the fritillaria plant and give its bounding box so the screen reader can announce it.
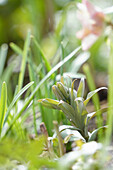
[38,78,107,142]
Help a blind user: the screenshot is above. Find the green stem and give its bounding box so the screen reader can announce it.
[105,39,113,145]
[53,121,64,156]
[83,64,103,141]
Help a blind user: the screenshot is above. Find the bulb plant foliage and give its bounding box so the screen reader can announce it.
[38,78,107,142]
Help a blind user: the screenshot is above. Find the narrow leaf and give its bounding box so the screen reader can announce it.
[10,42,23,56]
[69,51,90,73]
[32,37,52,73]
[0,82,7,133]
[71,79,77,106]
[38,98,60,109]
[18,30,31,92]
[84,87,107,106]
[87,107,108,122]
[0,44,8,76]
[105,39,113,144]
[77,78,85,98]
[88,126,107,142]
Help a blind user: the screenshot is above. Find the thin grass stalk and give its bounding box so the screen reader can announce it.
[10,43,23,56]
[53,121,65,156]
[105,40,113,144]
[32,99,37,135]
[83,64,100,109]
[28,60,37,135]
[0,82,7,136]
[83,64,103,141]
[37,54,52,133]
[44,85,54,135]
[15,30,31,115]
[60,42,65,76]
[18,30,31,92]
[32,37,52,73]
[0,44,8,77]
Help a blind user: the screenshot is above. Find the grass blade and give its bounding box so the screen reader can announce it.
[10,42,23,56]
[32,37,52,73]
[18,30,31,92]
[105,40,113,144]
[77,78,85,98]
[28,56,38,135]
[89,126,107,142]
[83,64,103,140]
[84,87,107,106]
[83,64,101,111]
[0,82,7,135]
[0,44,8,76]
[60,42,65,76]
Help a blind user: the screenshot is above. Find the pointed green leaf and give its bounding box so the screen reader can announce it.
[77,78,85,97]
[69,51,90,73]
[88,126,108,142]
[71,79,77,106]
[10,42,23,56]
[84,87,107,106]
[0,44,8,76]
[0,82,7,133]
[38,98,60,109]
[18,30,31,92]
[87,107,108,123]
[32,37,52,74]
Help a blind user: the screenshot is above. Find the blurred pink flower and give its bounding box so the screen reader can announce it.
[76,0,105,50]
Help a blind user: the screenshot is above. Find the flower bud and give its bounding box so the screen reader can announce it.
[52,85,66,101]
[57,82,69,101]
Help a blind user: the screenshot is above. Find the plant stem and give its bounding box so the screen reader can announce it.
[53,121,65,156]
[105,39,113,145]
[83,64,103,141]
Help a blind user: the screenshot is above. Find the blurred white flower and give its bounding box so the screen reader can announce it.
[76,0,105,50]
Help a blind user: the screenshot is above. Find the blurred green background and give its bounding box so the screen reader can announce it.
[0,0,113,107]
[0,0,113,71]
